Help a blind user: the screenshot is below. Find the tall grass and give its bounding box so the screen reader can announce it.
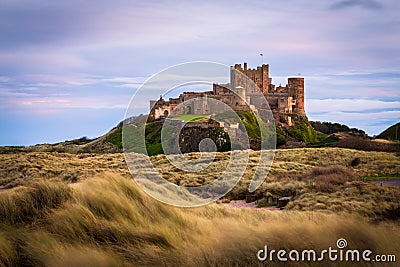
[0,180,71,224]
[1,148,398,189]
[0,174,399,266]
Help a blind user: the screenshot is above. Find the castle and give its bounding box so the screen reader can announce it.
[149,63,306,126]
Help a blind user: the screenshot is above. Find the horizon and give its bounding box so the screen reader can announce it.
[1,0,399,146]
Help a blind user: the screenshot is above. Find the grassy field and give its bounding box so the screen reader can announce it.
[0,173,399,266]
[0,148,399,266]
[170,114,209,122]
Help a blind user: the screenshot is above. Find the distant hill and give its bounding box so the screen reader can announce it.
[310,121,366,136]
[377,122,400,141]
[307,121,400,152]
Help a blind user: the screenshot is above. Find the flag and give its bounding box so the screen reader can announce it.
[260,53,263,56]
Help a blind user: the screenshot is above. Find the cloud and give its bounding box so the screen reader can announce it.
[308,109,399,135]
[0,0,399,144]
[330,0,383,10]
[306,99,400,135]
[306,99,400,113]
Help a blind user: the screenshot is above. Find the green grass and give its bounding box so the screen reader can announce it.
[235,110,263,140]
[106,122,163,155]
[287,117,318,143]
[104,127,123,149]
[276,126,286,146]
[307,133,339,148]
[170,114,209,122]
[363,174,400,181]
[146,142,164,156]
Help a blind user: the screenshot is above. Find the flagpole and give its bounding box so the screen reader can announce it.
[260,53,263,65]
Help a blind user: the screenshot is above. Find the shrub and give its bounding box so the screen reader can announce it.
[350,157,361,167]
[257,198,268,208]
[334,135,400,152]
[309,166,355,193]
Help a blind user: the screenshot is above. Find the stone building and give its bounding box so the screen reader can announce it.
[149,63,306,126]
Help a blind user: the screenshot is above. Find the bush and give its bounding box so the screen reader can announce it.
[257,198,268,208]
[311,166,355,193]
[334,135,400,152]
[350,157,361,167]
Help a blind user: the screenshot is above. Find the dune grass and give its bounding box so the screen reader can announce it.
[0,148,398,265]
[0,173,399,266]
[0,180,72,224]
[1,148,397,189]
[1,148,399,218]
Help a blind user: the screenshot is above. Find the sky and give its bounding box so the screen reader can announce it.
[0,0,399,145]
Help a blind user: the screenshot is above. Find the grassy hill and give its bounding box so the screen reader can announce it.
[4,113,399,155]
[310,121,366,135]
[377,122,400,141]
[309,121,400,152]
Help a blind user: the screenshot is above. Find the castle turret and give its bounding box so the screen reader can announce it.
[231,63,270,93]
[288,78,305,116]
[261,64,270,94]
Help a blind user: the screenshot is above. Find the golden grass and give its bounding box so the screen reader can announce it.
[0,180,72,224]
[0,148,398,265]
[0,152,130,188]
[1,148,399,216]
[1,148,398,189]
[0,174,398,266]
[150,147,400,186]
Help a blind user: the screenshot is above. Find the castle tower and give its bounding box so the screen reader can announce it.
[288,78,305,116]
[260,64,270,94]
[230,63,270,93]
[236,86,246,100]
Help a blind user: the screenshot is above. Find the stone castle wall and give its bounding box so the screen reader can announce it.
[149,63,306,126]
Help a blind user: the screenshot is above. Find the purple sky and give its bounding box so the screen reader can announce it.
[0,0,399,145]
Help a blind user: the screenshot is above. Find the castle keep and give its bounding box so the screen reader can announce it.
[149,63,306,126]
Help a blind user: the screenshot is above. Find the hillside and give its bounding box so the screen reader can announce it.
[0,112,313,154]
[4,113,400,154]
[310,121,366,135]
[100,112,320,153]
[377,122,400,141]
[308,121,400,152]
